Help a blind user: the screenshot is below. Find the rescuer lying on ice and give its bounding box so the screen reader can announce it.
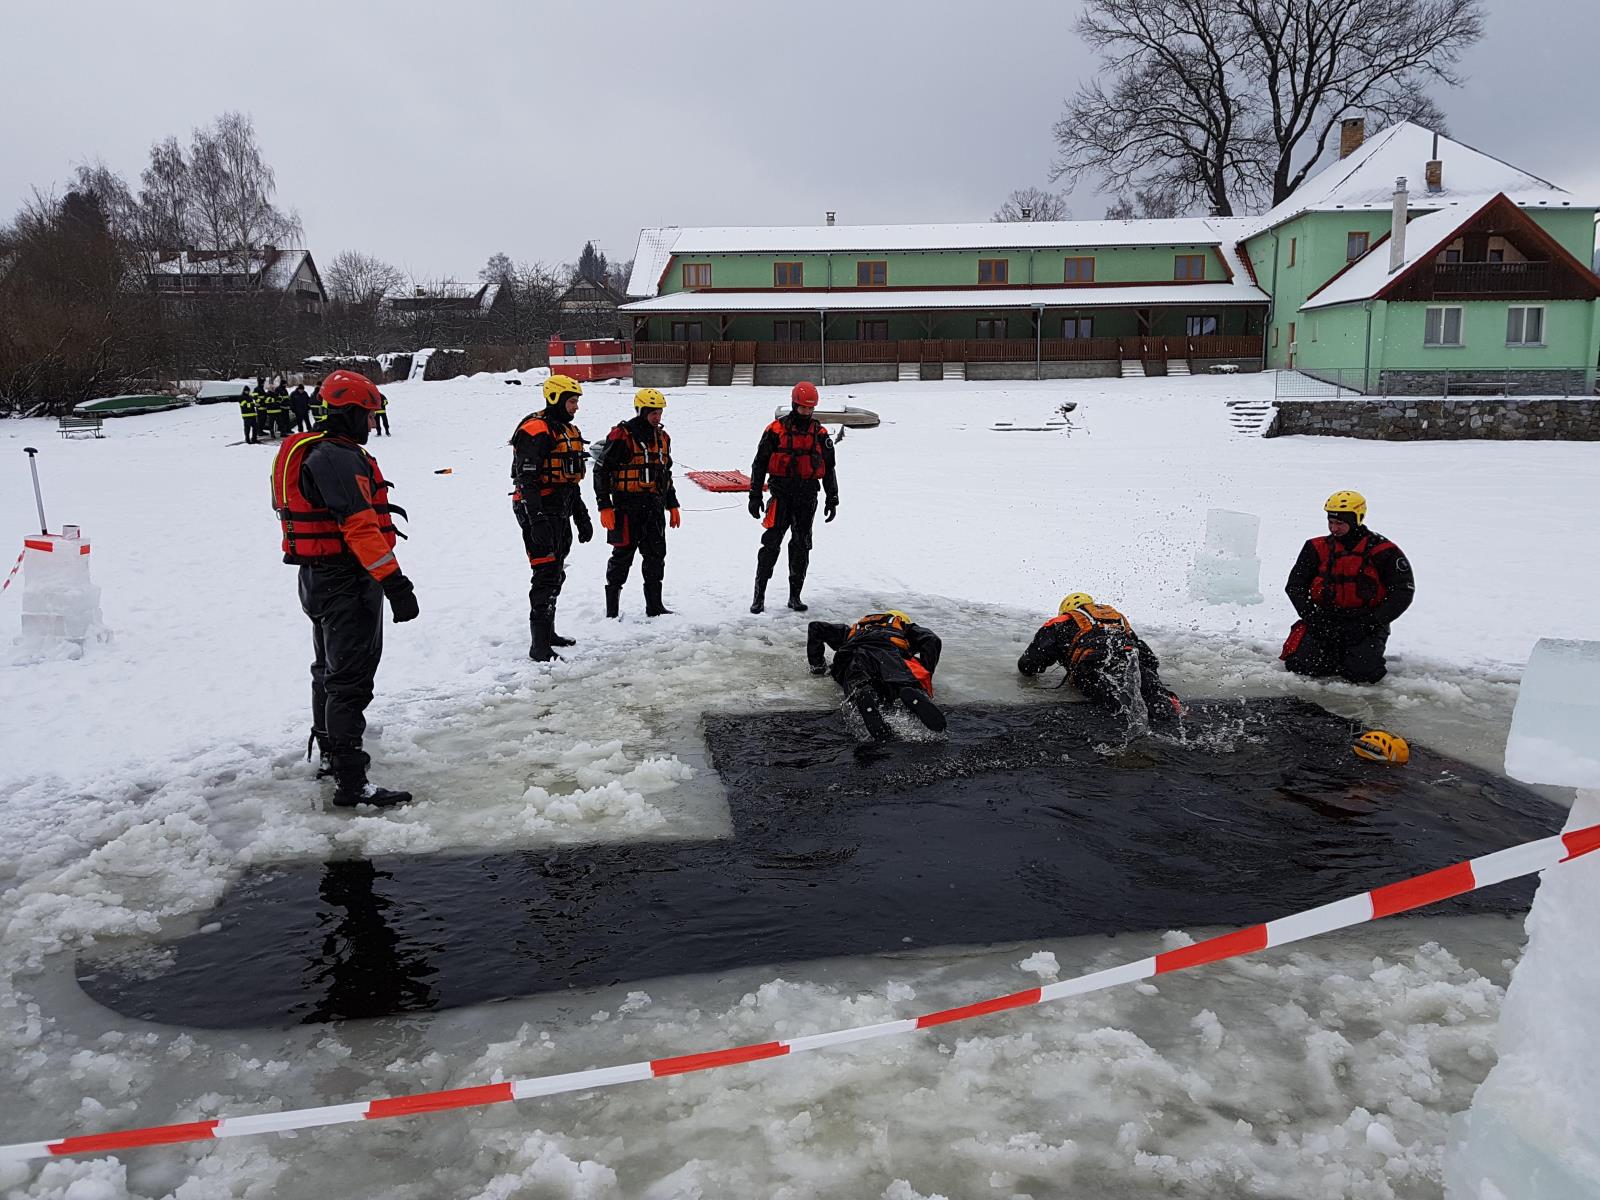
[1017,593,1181,724]
[807,610,947,741]
[1281,490,1414,684]
[271,369,419,808]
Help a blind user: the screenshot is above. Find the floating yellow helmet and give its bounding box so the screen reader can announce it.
[543,374,582,405]
[1324,490,1367,523]
[1353,730,1409,765]
[634,388,667,410]
[1058,592,1094,615]
[885,609,911,624]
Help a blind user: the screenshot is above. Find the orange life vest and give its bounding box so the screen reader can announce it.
[607,424,673,496]
[765,417,827,481]
[1045,604,1133,668]
[846,612,912,653]
[271,432,398,565]
[511,414,587,493]
[1308,532,1394,611]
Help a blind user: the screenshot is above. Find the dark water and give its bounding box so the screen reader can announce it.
[77,697,1561,1028]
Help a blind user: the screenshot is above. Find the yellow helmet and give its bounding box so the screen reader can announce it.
[885,610,911,624]
[543,374,582,405]
[1324,490,1367,523]
[1353,730,1409,765]
[1058,592,1094,615]
[634,388,667,410]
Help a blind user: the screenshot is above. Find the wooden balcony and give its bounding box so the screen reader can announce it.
[1431,261,1552,296]
[636,335,1262,368]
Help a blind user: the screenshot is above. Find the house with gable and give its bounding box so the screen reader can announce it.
[622,119,1599,394]
[147,247,326,317]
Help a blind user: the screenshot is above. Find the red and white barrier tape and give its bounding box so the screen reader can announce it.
[0,549,24,594]
[4,822,1597,1164]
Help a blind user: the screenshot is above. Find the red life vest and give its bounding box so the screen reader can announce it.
[607,424,673,496]
[1308,532,1394,611]
[511,415,587,494]
[765,417,827,481]
[271,432,398,565]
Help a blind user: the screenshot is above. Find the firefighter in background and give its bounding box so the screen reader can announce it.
[271,369,419,808]
[258,383,289,439]
[289,382,313,433]
[807,610,946,741]
[374,391,391,437]
[238,385,258,444]
[510,373,594,661]
[748,380,838,614]
[1282,490,1414,684]
[1017,593,1181,723]
[594,388,679,619]
[311,380,330,424]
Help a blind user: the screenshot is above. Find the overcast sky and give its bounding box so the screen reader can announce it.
[4,0,1597,281]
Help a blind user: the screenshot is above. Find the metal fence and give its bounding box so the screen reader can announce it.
[1274,367,1594,400]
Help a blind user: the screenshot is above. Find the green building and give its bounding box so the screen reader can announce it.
[623,120,1599,393]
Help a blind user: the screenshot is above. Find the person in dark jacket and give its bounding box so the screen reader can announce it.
[270,369,419,808]
[238,386,258,444]
[373,391,391,436]
[289,383,313,433]
[1017,593,1180,724]
[748,380,839,613]
[1282,490,1414,684]
[594,388,679,619]
[510,374,594,661]
[807,610,946,740]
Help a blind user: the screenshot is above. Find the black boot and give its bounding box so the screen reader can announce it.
[306,728,334,779]
[786,574,808,612]
[896,686,947,733]
[529,614,561,662]
[751,574,770,614]
[605,585,621,619]
[644,581,672,617]
[548,604,576,647]
[849,688,892,742]
[330,745,411,808]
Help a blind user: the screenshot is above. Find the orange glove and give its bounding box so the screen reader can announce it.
[599,509,616,531]
[669,508,681,529]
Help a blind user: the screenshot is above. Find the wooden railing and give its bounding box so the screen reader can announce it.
[635,334,1262,368]
[1431,261,1551,295]
[634,342,687,365]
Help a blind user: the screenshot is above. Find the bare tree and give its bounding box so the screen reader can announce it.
[480,251,515,284]
[326,250,405,304]
[1104,186,1183,219]
[605,257,634,297]
[187,112,301,253]
[137,137,190,253]
[1053,0,1483,215]
[993,187,1072,222]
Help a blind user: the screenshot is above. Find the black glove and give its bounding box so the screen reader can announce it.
[748,493,764,520]
[382,574,419,623]
[824,497,838,523]
[809,663,828,676]
[523,511,554,558]
[574,509,594,544]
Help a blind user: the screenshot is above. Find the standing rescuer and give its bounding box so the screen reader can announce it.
[1017,593,1181,723]
[510,373,594,661]
[271,369,419,808]
[1282,489,1414,684]
[748,380,838,614]
[594,388,680,619]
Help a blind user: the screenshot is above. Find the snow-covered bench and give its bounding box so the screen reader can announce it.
[57,414,104,438]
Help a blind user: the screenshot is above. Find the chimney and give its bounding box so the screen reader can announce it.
[1020,207,1033,220]
[1425,131,1442,193]
[1389,177,1408,274]
[1339,117,1366,159]
[825,211,836,226]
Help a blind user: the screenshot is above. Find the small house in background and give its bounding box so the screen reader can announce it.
[147,248,326,317]
[381,280,508,320]
[555,276,626,338]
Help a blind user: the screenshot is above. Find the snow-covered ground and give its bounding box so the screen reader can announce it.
[1,372,1595,1198]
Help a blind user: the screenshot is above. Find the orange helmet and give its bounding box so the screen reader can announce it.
[320,369,383,412]
[791,381,818,408]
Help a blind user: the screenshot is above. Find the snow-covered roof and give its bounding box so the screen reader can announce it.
[386,280,487,302]
[627,218,1255,298]
[622,282,1263,316]
[149,248,313,285]
[1245,122,1578,239]
[1299,208,1462,310]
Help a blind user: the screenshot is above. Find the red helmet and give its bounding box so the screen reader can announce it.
[791,381,818,408]
[320,369,383,412]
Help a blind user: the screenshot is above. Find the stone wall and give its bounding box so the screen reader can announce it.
[1266,397,1600,440]
[1378,368,1589,397]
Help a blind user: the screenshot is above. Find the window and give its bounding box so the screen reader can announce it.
[774,261,803,288]
[1063,257,1096,283]
[670,321,703,342]
[856,260,887,287]
[1174,254,1207,280]
[1347,232,1370,261]
[1062,316,1094,338]
[857,319,889,341]
[681,263,712,289]
[1443,248,1462,264]
[978,259,1009,284]
[1288,238,1297,267]
[1506,306,1545,346]
[1271,327,1279,348]
[773,319,806,342]
[1186,315,1219,336]
[976,318,1008,339]
[1424,306,1463,347]
[1488,248,1505,264]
